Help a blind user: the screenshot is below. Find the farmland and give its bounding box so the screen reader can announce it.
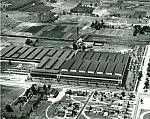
[25,25,47,34]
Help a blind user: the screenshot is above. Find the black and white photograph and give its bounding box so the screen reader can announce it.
[0,0,150,119]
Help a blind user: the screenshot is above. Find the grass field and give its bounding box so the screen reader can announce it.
[0,12,21,32]
[0,61,19,71]
[0,61,36,73]
[0,85,25,114]
[72,96,87,102]
[94,29,133,37]
[19,3,54,13]
[47,95,75,118]
[39,25,76,39]
[79,114,87,119]
[29,100,52,119]
[143,113,150,119]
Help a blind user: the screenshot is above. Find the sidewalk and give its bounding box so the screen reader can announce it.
[47,88,67,103]
[137,45,150,93]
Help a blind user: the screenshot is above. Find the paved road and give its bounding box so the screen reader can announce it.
[76,91,94,119]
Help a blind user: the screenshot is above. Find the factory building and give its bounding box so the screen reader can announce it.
[1,45,130,85]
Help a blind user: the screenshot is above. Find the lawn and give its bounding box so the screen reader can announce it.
[29,100,52,119]
[47,95,74,118]
[133,11,147,18]
[0,12,21,32]
[47,94,83,118]
[0,85,25,114]
[72,96,87,102]
[143,113,150,119]
[79,114,87,119]
[84,111,112,119]
[0,61,19,71]
[0,61,36,73]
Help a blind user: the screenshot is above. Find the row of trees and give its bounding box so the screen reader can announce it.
[133,25,150,36]
[91,20,122,30]
[37,11,58,23]
[144,78,149,90]
[25,84,51,99]
[70,3,94,14]
[91,20,107,30]
[147,63,150,77]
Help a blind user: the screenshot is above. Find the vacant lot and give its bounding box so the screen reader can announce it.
[0,85,25,114]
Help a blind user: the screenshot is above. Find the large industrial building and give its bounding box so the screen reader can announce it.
[0,45,130,85]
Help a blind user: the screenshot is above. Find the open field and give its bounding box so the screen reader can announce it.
[0,12,21,32]
[19,3,54,13]
[0,85,25,114]
[0,61,36,74]
[143,113,150,119]
[94,29,134,37]
[3,0,38,11]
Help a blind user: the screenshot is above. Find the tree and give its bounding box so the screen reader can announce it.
[8,60,12,65]
[120,96,123,100]
[63,10,66,15]
[5,105,13,112]
[138,15,142,19]
[133,30,138,36]
[95,3,98,7]
[114,93,117,97]
[31,84,36,94]
[71,110,77,116]
[48,84,51,89]
[94,91,98,96]
[73,42,77,50]
[25,88,30,98]
[121,91,126,97]
[50,0,57,3]
[91,22,95,28]
[89,105,92,112]
[43,84,47,91]
[139,71,143,78]
[144,80,149,89]
[148,63,150,67]
[147,72,150,77]
[25,39,32,45]
[82,45,86,50]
